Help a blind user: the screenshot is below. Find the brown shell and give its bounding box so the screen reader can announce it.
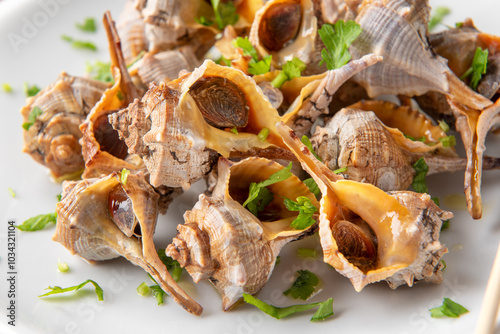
[277,122,452,291]
[166,157,318,310]
[54,172,202,315]
[20,72,109,180]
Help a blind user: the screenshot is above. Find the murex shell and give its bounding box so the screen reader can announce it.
[277,122,452,291]
[111,59,288,190]
[166,157,318,310]
[20,72,109,180]
[54,172,202,315]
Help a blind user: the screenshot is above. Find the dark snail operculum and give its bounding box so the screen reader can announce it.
[258,0,302,52]
[189,76,249,129]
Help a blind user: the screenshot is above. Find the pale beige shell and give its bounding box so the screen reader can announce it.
[249,0,318,68]
[277,122,452,291]
[350,0,492,111]
[20,72,109,180]
[54,172,202,315]
[111,59,289,190]
[130,46,201,86]
[116,0,148,64]
[166,157,318,310]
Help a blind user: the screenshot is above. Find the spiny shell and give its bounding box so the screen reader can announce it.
[116,0,148,64]
[350,0,491,111]
[111,60,289,190]
[166,157,318,310]
[54,172,202,315]
[311,108,415,191]
[20,72,109,180]
[277,122,452,291]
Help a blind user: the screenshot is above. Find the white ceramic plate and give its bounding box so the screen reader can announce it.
[0,1,499,333]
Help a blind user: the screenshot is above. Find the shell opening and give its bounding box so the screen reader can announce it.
[93,111,129,159]
[258,0,302,52]
[188,76,250,129]
[332,219,378,273]
[108,185,140,238]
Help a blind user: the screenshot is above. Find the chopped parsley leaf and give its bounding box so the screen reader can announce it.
[2,83,13,93]
[301,136,322,161]
[429,298,468,318]
[243,162,293,216]
[23,82,41,97]
[461,47,489,91]
[412,157,429,193]
[75,17,97,32]
[243,293,333,321]
[428,7,451,31]
[284,196,317,230]
[303,178,320,198]
[271,57,306,88]
[318,20,362,71]
[39,279,104,301]
[16,212,57,231]
[61,35,97,51]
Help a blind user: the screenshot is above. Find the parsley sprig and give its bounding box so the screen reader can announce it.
[24,82,41,97]
[318,20,362,71]
[243,293,333,321]
[301,136,322,161]
[16,212,57,231]
[242,162,293,216]
[461,47,489,91]
[412,157,429,193]
[75,17,97,33]
[429,298,469,318]
[61,35,97,51]
[283,196,317,230]
[283,270,320,300]
[271,57,306,88]
[233,37,272,75]
[428,7,451,31]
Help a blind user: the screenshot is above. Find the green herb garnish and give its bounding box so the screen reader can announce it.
[120,168,130,185]
[233,36,272,75]
[332,166,348,174]
[137,282,150,296]
[75,17,97,32]
[429,298,469,318]
[86,61,114,83]
[297,248,318,259]
[301,136,322,161]
[22,106,43,130]
[2,83,13,93]
[211,0,239,30]
[230,126,238,134]
[39,279,104,301]
[412,157,429,193]
[8,187,15,198]
[16,212,57,231]
[57,259,69,273]
[303,178,320,197]
[61,35,97,51]
[438,120,450,133]
[283,196,317,230]
[258,128,270,142]
[439,135,456,148]
[116,90,124,101]
[284,270,319,300]
[149,285,166,305]
[243,162,293,216]
[23,82,40,97]
[157,249,183,282]
[428,7,451,31]
[243,293,333,321]
[404,134,427,143]
[461,47,489,91]
[271,57,306,88]
[318,20,362,71]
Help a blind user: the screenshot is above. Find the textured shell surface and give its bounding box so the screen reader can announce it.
[116,0,149,64]
[277,122,452,291]
[54,172,202,315]
[166,157,318,310]
[111,59,288,190]
[20,72,109,180]
[311,108,415,191]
